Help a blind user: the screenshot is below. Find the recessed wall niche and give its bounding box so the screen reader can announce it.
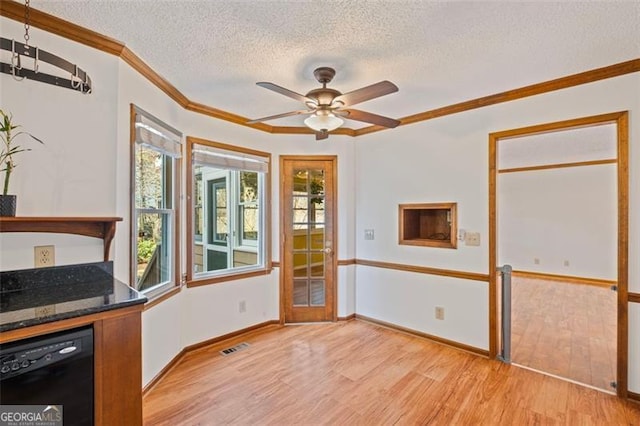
[398,203,457,249]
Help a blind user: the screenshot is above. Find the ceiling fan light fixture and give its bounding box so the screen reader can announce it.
[304,113,343,132]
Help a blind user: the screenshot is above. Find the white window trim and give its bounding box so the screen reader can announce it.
[131,105,182,297]
[187,137,271,285]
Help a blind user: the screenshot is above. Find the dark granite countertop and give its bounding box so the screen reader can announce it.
[0,261,147,332]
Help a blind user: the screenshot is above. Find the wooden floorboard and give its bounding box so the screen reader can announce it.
[143,320,639,425]
[511,276,617,391]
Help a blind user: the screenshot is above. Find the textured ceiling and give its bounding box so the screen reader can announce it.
[23,1,640,128]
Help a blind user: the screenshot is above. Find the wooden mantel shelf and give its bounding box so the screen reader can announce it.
[0,217,123,261]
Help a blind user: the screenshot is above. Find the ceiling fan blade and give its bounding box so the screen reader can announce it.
[256,82,315,104]
[247,109,315,124]
[332,81,398,107]
[316,130,329,141]
[341,108,401,128]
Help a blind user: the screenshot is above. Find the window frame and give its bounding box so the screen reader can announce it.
[238,171,260,248]
[186,136,272,287]
[130,105,182,299]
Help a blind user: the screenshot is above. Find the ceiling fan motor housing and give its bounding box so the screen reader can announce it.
[306,88,342,107]
[313,67,336,85]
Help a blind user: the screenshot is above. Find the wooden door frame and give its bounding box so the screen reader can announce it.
[488,111,629,397]
[279,155,338,324]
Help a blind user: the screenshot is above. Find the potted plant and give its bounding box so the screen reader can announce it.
[0,109,43,216]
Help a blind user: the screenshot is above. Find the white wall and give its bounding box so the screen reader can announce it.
[356,266,488,349]
[354,73,640,392]
[0,18,118,269]
[498,164,617,279]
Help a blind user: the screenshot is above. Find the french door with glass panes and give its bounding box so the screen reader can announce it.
[281,156,336,322]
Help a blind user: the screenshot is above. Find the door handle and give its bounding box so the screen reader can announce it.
[323,247,333,255]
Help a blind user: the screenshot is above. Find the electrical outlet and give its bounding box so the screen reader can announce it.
[435,306,445,320]
[364,229,375,240]
[35,305,55,318]
[239,300,246,313]
[534,258,540,265]
[464,232,480,247]
[564,260,570,267]
[34,245,55,268]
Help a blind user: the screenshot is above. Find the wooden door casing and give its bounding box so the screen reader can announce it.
[280,156,337,323]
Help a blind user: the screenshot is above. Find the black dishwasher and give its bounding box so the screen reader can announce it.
[0,326,94,426]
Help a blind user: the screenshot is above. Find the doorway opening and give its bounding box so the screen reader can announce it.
[489,111,628,397]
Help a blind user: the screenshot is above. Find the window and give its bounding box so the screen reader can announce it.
[131,105,182,296]
[187,137,270,284]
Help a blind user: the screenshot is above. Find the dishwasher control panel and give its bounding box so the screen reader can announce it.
[0,338,83,380]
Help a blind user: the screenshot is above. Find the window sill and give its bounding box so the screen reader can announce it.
[235,245,258,253]
[187,267,272,288]
[143,285,182,311]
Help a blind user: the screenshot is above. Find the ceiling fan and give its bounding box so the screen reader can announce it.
[247,67,400,140]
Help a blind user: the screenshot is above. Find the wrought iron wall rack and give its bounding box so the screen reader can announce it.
[0,37,92,94]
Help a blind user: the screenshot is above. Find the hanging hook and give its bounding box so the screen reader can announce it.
[33,46,39,73]
[70,64,82,89]
[10,39,24,81]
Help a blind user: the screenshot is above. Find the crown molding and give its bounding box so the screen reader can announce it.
[355,58,640,137]
[2,0,639,138]
[0,0,124,55]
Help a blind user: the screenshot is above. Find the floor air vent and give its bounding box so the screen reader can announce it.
[220,342,250,356]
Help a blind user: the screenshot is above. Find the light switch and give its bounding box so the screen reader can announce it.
[465,232,480,246]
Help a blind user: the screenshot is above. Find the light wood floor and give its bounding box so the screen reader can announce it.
[143,320,639,425]
[511,277,617,391]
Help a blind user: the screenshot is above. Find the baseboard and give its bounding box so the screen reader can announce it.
[512,270,615,288]
[628,390,640,403]
[142,348,187,397]
[355,314,489,357]
[142,320,280,396]
[337,314,356,321]
[184,320,281,353]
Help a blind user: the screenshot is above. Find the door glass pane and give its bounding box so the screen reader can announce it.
[309,169,325,196]
[207,248,227,271]
[293,170,309,193]
[215,185,227,242]
[294,280,309,306]
[310,280,325,306]
[310,253,324,277]
[310,229,324,250]
[294,230,309,250]
[293,253,308,278]
[207,179,228,245]
[310,197,325,225]
[293,196,308,223]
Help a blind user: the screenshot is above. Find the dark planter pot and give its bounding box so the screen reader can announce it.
[0,195,17,216]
